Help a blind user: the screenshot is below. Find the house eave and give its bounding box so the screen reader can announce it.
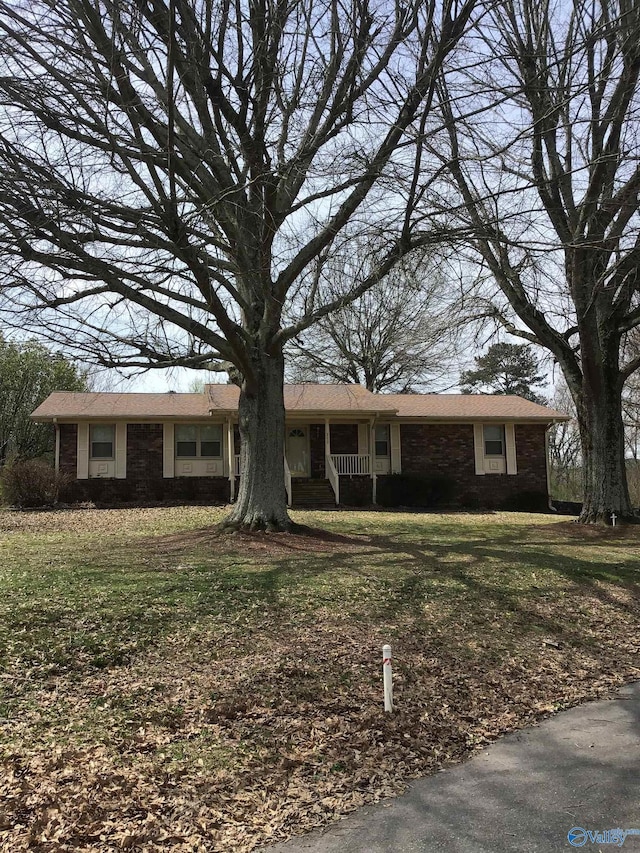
[386,415,570,424]
[33,412,568,425]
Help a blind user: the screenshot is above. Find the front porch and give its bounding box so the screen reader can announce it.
[232,420,398,506]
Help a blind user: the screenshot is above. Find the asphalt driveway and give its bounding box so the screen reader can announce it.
[261,682,640,852]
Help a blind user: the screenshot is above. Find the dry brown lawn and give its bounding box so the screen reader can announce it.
[0,506,639,851]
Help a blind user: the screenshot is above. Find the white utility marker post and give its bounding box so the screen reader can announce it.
[382,644,393,713]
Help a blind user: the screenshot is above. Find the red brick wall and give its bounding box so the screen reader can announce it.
[58,424,77,477]
[330,424,358,454]
[59,422,230,505]
[127,423,164,481]
[64,475,231,505]
[340,476,372,506]
[401,423,475,477]
[398,422,549,508]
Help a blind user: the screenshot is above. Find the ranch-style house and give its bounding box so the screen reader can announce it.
[31,383,567,509]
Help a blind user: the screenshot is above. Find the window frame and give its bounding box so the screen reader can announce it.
[90,423,115,460]
[483,424,505,458]
[375,423,390,457]
[175,423,223,459]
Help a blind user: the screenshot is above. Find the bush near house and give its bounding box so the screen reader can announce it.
[0,459,70,508]
[500,489,549,513]
[377,473,455,508]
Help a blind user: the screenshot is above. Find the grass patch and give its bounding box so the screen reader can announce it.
[0,506,639,851]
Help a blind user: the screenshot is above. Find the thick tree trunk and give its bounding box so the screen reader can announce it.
[576,361,634,524]
[222,350,291,532]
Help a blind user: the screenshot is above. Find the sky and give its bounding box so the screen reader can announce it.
[97,366,204,393]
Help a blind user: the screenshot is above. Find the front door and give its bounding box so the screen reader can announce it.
[287,427,309,477]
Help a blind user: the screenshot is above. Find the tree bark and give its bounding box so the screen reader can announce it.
[576,355,634,524]
[222,349,291,532]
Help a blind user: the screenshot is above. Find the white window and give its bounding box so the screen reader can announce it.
[90,424,115,459]
[375,424,390,457]
[175,424,222,458]
[483,424,505,457]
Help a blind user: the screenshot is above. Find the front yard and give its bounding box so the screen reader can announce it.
[1,506,639,851]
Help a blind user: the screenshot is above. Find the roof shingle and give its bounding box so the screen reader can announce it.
[384,393,567,420]
[31,385,568,421]
[31,392,211,420]
[206,383,398,412]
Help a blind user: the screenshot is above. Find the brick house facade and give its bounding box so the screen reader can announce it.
[397,422,548,509]
[34,384,565,509]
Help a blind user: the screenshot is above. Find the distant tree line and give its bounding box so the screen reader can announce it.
[0,335,88,466]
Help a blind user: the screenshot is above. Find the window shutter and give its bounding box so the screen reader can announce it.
[390,423,401,473]
[473,423,485,475]
[115,423,127,479]
[505,423,517,475]
[163,423,175,478]
[77,423,89,479]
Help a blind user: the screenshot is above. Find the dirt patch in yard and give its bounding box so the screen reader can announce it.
[155,524,372,557]
[535,519,640,541]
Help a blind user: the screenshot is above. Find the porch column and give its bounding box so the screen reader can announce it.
[324,418,331,477]
[227,418,235,502]
[390,423,401,474]
[369,418,377,504]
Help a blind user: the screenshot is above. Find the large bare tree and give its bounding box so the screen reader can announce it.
[434,0,640,523]
[287,250,461,392]
[0,0,477,529]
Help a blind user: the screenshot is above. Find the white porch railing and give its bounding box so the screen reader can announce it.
[330,454,371,475]
[284,456,292,506]
[234,454,241,476]
[326,454,340,504]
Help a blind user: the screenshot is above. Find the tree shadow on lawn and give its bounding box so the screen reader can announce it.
[171,528,640,780]
[203,525,640,692]
[149,514,639,610]
[135,519,640,634]
[131,526,640,691]
[12,519,635,690]
[153,523,368,557]
[354,528,640,635]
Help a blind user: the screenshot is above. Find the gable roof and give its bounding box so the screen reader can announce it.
[31,384,568,422]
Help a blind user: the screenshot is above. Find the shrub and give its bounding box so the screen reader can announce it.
[459,492,481,510]
[0,459,70,508]
[341,478,372,507]
[377,473,455,508]
[501,490,549,512]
